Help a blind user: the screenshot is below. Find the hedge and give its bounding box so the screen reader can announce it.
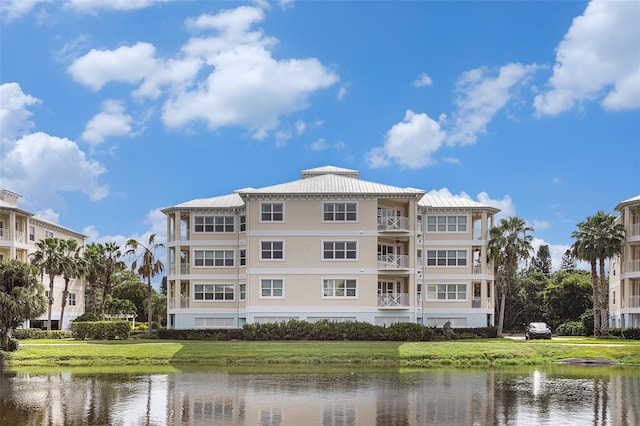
[71,321,131,340]
[158,320,498,342]
[609,328,640,340]
[12,329,74,340]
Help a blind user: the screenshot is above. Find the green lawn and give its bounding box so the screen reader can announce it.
[5,338,640,368]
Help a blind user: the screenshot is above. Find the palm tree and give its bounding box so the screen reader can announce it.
[488,217,534,337]
[0,259,48,351]
[59,239,86,329]
[30,238,64,330]
[571,211,625,336]
[100,242,126,320]
[84,243,105,315]
[126,234,164,334]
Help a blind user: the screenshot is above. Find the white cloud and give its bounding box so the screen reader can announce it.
[534,0,640,115]
[530,219,551,231]
[81,99,134,145]
[337,86,347,100]
[531,238,574,272]
[1,0,48,22]
[476,191,515,220]
[366,110,446,169]
[413,73,433,88]
[0,83,41,151]
[447,63,540,145]
[308,138,328,151]
[64,0,167,14]
[0,83,109,207]
[35,208,60,224]
[68,42,158,91]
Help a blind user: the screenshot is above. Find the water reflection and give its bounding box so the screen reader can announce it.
[1,365,638,425]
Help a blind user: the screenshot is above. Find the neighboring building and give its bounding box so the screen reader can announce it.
[162,166,498,330]
[609,194,640,329]
[0,187,86,330]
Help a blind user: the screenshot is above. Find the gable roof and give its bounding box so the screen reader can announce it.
[615,194,640,211]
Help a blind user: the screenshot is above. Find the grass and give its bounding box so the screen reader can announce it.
[5,338,640,368]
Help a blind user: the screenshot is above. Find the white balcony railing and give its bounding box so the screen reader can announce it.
[377,293,409,308]
[472,298,482,308]
[377,216,409,232]
[15,230,25,243]
[631,223,640,237]
[377,254,409,269]
[0,228,5,240]
[473,264,482,274]
[180,297,189,309]
[169,264,191,275]
[629,260,640,273]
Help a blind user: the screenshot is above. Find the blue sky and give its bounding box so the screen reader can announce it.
[1,0,639,273]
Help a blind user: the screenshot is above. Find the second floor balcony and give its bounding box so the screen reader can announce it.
[169,264,190,275]
[377,293,409,308]
[377,216,409,232]
[377,254,410,270]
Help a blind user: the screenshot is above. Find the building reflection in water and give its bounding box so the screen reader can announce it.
[1,366,638,425]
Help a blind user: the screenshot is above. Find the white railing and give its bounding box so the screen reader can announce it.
[377,293,409,308]
[180,297,189,309]
[377,254,409,269]
[15,230,25,243]
[377,216,409,232]
[416,220,423,234]
[631,223,640,237]
[472,298,482,308]
[169,264,190,275]
[0,228,6,240]
[629,260,640,272]
[628,295,640,308]
[473,264,482,274]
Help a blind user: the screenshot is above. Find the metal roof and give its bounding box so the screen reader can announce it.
[418,194,499,211]
[615,194,640,211]
[300,166,360,179]
[171,193,245,209]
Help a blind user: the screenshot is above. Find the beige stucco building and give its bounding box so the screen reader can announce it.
[609,194,640,329]
[162,166,498,329]
[0,188,86,330]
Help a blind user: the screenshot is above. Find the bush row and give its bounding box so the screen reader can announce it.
[71,321,131,340]
[157,320,498,342]
[609,328,640,340]
[555,321,587,337]
[12,329,74,339]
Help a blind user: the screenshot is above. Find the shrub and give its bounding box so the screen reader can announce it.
[71,321,130,340]
[9,338,19,352]
[556,321,586,336]
[580,310,594,336]
[385,322,426,341]
[12,329,73,339]
[74,312,99,322]
[609,328,640,340]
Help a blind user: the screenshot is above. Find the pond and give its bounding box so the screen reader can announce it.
[1,365,639,425]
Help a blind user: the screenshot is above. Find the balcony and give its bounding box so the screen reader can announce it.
[377,254,409,270]
[473,264,482,274]
[377,293,409,308]
[629,260,640,273]
[377,216,409,232]
[472,298,491,308]
[168,297,191,309]
[169,264,191,275]
[631,223,640,237]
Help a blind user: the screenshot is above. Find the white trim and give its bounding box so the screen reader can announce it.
[321,239,359,261]
[247,230,380,237]
[259,239,285,261]
[320,277,359,299]
[248,268,380,275]
[321,201,359,223]
[259,277,285,299]
[258,201,285,223]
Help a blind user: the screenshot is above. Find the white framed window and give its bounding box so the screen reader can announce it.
[239,283,246,301]
[260,241,284,260]
[261,279,284,298]
[323,202,358,222]
[194,284,235,301]
[426,215,467,232]
[194,216,234,233]
[322,278,357,298]
[260,202,284,222]
[194,250,235,267]
[322,241,357,260]
[45,230,54,238]
[29,226,36,241]
[239,249,246,266]
[426,284,467,301]
[239,215,246,232]
[426,250,467,266]
[68,292,76,306]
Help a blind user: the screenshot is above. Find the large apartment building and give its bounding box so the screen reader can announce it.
[0,188,86,330]
[609,194,640,329]
[163,166,498,330]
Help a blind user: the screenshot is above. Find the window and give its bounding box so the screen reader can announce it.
[194,284,234,301]
[613,291,616,305]
[426,284,467,301]
[240,215,246,232]
[239,249,246,266]
[261,279,284,298]
[194,250,234,267]
[239,283,246,301]
[260,241,283,260]
[45,230,54,238]
[260,202,284,222]
[68,293,76,306]
[29,226,36,242]
[426,250,467,266]
[426,215,467,232]
[322,279,357,298]
[323,241,357,260]
[323,202,357,222]
[194,216,234,233]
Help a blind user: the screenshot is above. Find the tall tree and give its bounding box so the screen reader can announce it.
[126,234,164,334]
[84,243,105,315]
[30,237,63,330]
[488,217,534,337]
[560,249,577,272]
[59,239,86,329]
[111,272,147,321]
[544,270,592,329]
[571,211,625,336]
[531,245,552,276]
[100,242,126,320]
[0,259,47,351]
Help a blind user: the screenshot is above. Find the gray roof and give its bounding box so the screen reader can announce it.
[170,193,245,210]
[239,173,425,197]
[300,166,360,179]
[418,194,499,211]
[615,194,640,211]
